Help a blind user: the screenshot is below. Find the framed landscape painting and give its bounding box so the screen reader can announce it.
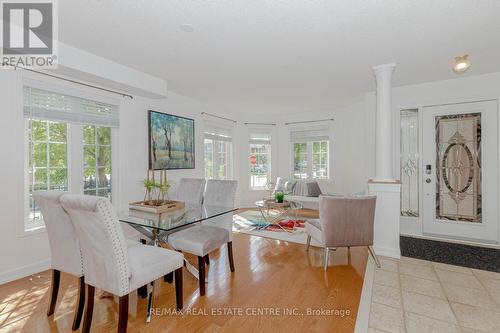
[148,110,195,170]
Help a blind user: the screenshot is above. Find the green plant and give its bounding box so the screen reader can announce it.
[142,179,156,203]
[155,180,171,202]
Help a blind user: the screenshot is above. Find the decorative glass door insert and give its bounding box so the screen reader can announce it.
[436,113,481,223]
[400,109,419,217]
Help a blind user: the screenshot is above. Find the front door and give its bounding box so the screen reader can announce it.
[422,101,499,243]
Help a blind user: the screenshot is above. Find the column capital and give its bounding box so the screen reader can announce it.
[372,62,397,78]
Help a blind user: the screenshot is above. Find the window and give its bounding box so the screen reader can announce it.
[24,86,118,230]
[291,128,330,179]
[400,109,419,217]
[83,125,112,199]
[27,120,68,224]
[204,125,232,180]
[249,131,271,189]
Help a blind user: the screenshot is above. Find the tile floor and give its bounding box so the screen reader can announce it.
[368,256,500,333]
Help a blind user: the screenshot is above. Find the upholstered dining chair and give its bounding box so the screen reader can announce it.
[167,179,237,296]
[176,178,206,205]
[60,194,184,333]
[305,195,380,270]
[33,191,85,331]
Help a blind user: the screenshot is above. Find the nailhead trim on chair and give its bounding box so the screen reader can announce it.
[96,199,130,296]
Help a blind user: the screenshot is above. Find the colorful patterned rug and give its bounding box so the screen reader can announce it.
[232,210,321,246]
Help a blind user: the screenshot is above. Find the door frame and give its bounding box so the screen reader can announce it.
[394,96,500,246]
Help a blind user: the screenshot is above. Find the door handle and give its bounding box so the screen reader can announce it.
[425,178,431,183]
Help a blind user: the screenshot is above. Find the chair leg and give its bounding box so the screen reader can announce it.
[368,246,381,268]
[174,267,183,310]
[164,272,173,283]
[306,235,311,251]
[47,269,60,316]
[146,281,155,322]
[71,276,85,330]
[227,241,235,272]
[118,295,129,333]
[324,248,330,271]
[82,284,95,333]
[205,254,210,265]
[198,256,206,296]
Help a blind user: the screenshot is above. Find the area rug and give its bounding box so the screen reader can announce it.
[233,210,321,246]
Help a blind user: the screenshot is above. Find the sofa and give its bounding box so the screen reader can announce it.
[273,177,335,211]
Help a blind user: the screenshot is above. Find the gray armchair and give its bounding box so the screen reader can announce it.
[305,195,380,270]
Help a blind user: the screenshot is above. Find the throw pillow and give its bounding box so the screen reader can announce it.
[306,181,322,197]
[283,180,296,194]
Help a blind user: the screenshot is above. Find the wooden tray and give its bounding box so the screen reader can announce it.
[262,199,291,208]
[129,200,185,214]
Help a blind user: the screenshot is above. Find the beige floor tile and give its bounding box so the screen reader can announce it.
[378,258,399,273]
[400,263,438,281]
[479,277,500,294]
[400,275,445,299]
[402,291,457,323]
[461,328,491,333]
[405,312,460,333]
[369,302,405,333]
[374,269,400,289]
[471,268,500,281]
[441,284,497,308]
[372,284,402,308]
[490,291,500,308]
[435,269,483,290]
[399,257,432,267]
[451,302,500,332]
[431,262,473,275]
[368,327,391,333]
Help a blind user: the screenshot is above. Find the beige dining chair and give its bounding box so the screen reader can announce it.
[305,195,380,270]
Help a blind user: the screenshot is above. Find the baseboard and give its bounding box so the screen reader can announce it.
[0,259,51,285]
[354,256,375,333]
[373,245,401,259]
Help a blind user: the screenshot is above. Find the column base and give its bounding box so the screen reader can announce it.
[368,181,401,259]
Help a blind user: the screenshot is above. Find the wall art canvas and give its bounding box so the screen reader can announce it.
[148,110,195,170]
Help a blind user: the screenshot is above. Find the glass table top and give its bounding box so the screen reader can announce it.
[119,203,237,232]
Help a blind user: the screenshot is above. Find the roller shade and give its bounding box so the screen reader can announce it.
[290,128,329,142]
[204,123,232,142]
[23,86,119,127]
[249,130,271,144]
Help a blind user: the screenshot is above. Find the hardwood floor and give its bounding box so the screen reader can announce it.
[0,232,367,333]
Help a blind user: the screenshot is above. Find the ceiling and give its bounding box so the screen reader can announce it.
[59,0,500,114]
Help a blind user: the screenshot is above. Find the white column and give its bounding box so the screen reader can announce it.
[368,62,401,259]
[373,63,396,181]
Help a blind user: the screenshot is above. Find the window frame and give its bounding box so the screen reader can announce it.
[203,134,233,180]
[249,134,272,190]
[291,140,330,180]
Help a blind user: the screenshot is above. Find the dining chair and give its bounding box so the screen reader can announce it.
[33,191,85,331]
[60,194,184,333]
[176,178,206,205]
[305,195,380,270]
[167,179,237,296]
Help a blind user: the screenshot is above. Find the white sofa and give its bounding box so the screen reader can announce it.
[276,178,335,211]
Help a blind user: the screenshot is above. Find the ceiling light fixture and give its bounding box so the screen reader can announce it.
[453,54,470,74]
[179,24,195,33]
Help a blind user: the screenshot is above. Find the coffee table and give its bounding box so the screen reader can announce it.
[255,199,303,232]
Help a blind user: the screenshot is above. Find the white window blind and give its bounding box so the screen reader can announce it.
[290,128,329,142]
[204,123,232,142]
[249,131,271,144]
[23,86,119,127]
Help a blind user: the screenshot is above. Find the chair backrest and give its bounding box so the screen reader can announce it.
[319,195,376,247]
[60,194,130,296]
[202,180,238,239]
[176,178,206,205]
[33,191,83,277]
[203,179,237,206]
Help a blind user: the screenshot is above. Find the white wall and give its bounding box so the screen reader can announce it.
[0,69,208,284]
[364,71,500,240]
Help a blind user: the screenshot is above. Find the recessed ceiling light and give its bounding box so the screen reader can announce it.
[453,54,470,74]
[179,24,195,33]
